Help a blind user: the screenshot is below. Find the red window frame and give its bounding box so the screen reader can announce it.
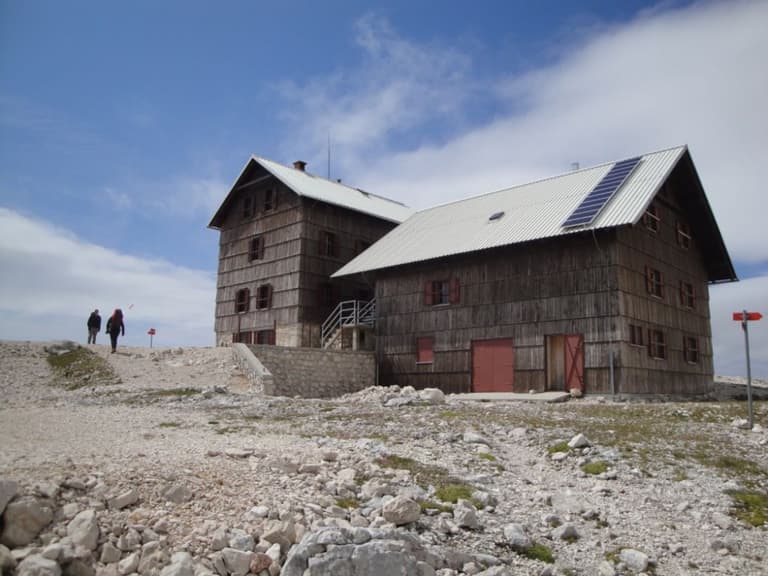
[425,278,460,306]
[416,336,434,364]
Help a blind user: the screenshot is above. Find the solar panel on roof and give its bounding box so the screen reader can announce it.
[562,156,642,228]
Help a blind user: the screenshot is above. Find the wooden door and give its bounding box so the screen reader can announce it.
[471,338,515,393]
[564,334,585,393]
[546,335,565,390]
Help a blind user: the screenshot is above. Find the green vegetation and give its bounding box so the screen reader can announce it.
[335,497,360,509]
[46,346,120,389]
[726,489,768,527]
[375,454,449,488]
[520,542,554,564]
[581,461,609,475]
[547,441,570,454]
[434,483,474,503]
[158,421,180,428]
[477,452,497,462]
[439,410,462,419]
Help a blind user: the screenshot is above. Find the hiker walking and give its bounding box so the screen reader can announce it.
[105,309,125,353]
[87,309,101,344]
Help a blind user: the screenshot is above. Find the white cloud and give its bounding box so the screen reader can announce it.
[710,274,768,378]
[281,0,768,265]
[0,208,215,347]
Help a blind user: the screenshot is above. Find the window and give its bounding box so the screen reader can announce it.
[256,329,275,345]
[233,331,253,344]
[416,336,434,364]
[680,281,696,309]
[425,278,460,306]
[248,236,264,261]
[242,195,254,219]
[256,284,272,309]
[319,231,337,257]
[648,329,666,359]
[264,187,276,212]
[676,221,692,249]
[235,288,250,313]
[643,204,660,233]
[683,335,699,364]
[629,324,644,347]
[319,283,341,307]
[645,266,664,299]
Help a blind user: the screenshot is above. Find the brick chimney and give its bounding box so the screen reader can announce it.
[293,160,307,172]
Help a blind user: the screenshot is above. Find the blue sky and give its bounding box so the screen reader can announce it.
[1,0,766,377]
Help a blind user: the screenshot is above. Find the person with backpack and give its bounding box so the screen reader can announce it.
[105,309,125,353]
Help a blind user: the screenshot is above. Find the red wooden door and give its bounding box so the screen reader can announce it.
[472,339,515,393]
[564,334,585,393]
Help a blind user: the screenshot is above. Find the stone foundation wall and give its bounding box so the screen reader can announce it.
[244,345,375,398]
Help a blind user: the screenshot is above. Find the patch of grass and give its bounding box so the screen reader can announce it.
[439,411,462,419]
[581,461,609,475]
[547,441,570,455]
[434,483,473,503]
[477,453,497,462]
[520,542,554,564]
[673,468,689,482]
[335,497,359,509]
[726,489,768,527]
[47,346,121,389]
[158,421,180,428]
[375,454,450,488]
[419,500,453,514]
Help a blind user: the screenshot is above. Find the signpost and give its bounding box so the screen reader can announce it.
[147,328,156,348]
[733,310,762,429]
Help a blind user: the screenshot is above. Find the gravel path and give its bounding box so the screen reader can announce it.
[1,340,767,576]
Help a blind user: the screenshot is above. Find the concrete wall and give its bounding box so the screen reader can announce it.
[246,344,375,398]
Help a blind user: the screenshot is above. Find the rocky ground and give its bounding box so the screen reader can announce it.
[0,340,766,576]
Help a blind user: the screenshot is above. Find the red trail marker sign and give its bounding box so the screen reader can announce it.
[733,310,761,429]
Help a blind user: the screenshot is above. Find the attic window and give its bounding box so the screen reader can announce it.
[488,211,505,222]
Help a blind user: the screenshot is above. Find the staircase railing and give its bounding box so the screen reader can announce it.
[321,299,376,348]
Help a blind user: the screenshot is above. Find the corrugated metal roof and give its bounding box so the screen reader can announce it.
[252,156,413,224]
[333,146,688,277]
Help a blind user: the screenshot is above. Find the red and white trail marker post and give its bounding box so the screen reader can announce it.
[147,328,156,348]
[732,310,762,429]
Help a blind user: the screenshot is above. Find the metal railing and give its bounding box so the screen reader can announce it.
[321,299,376,348]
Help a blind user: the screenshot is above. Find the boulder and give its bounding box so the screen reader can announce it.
[162,484,192,504]
[221,548,252,576]
[619,548,648,573]
[502,523,530,551]
[567,433,590,449]
[67,510,99,551]
[382,496,421,526]
[107,490,138,510]
[16,555,61,576]
[159,552,194,576]
[0,497,53,547]
[418,389,446,404]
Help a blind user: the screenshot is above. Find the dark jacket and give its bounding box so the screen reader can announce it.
[87,312,101,331]
[106,317,124,336]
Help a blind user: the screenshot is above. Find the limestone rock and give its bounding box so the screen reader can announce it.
[0,496,54,547]
[67,510,99,551]
[17,554,61,576]
[567,433,590,449]
[418,388,446,404]
[162,484,192,504]
[619,548,648,573]
[159,552,194,576]
[0,544,17,573]
[107,490,138,510]
[117,551,139,575]
[502,523,530,551]
[382,495,421,526]
[453,500,479,529]
[221,548,252,576]
[99,543,121,564]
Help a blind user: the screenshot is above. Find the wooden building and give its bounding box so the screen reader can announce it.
[333,146,736,396]
[208,157,412,347]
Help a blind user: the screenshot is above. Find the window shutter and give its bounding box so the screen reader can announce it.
[425,281,433,305]
[450,277,460,304]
